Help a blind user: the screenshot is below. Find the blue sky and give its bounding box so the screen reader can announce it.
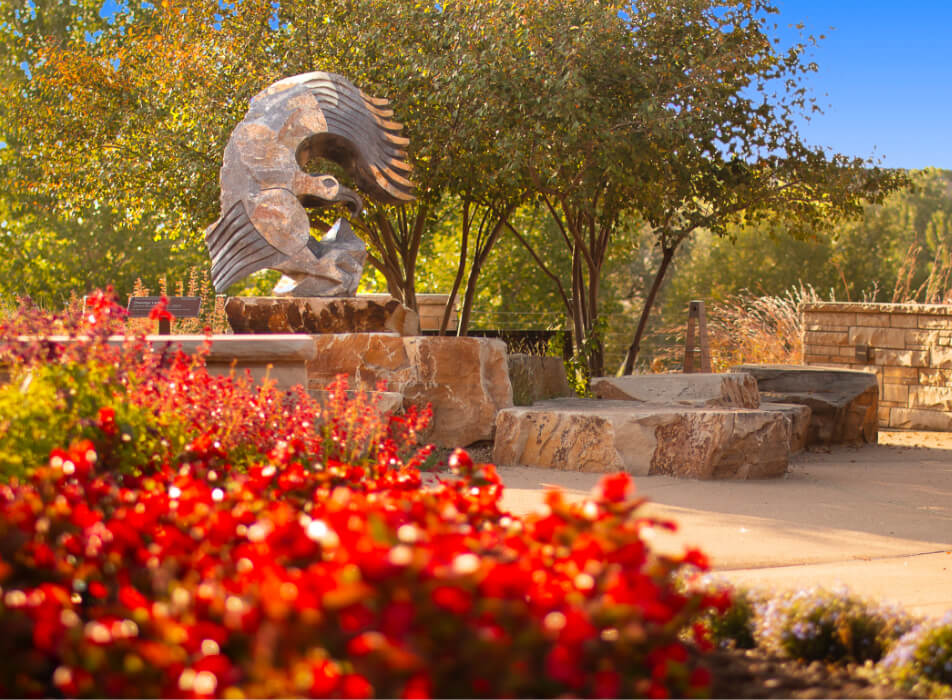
[774,0,952,170]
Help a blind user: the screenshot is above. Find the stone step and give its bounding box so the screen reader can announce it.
[493,398,791,479]
[591,372,760,408]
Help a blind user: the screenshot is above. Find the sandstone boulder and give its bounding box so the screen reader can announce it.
[762,402,812,454]
[309,389,404,416]
[308,334,512,447]
[591,372,760,408]
[493,399,789,479]
[225,296,419,336]
[732,365,878,446]
[508,354,574,406]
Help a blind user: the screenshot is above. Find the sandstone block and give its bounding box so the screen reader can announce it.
[849,326,906,349]
[883,383,909,404]
[872,348,928,368]
[885,366,919,383]
[930,347,952,369]
[910,386,952,411]
[918,315,952,329]
[308,334,512,447]
[591,373,760,408]
[493,399,789,479]
[507,354,574,406]
[761,402,812,454]
[732,365,878,446]
[309,389,404,416]
[225,296,420,336]
[889,408,952,431]
[919,368,952,385]
[150,334,315,391]
[890,314,919,328]
[805,330,849,347]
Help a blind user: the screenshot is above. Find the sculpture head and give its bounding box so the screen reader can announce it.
[206,72,415,295]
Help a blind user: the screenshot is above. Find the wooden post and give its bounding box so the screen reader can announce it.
[683,300,712,373]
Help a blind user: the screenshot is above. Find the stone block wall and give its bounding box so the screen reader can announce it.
[801,302,952,430]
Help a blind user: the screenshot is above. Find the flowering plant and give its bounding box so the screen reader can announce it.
[754,587,915,664]
[0,291,717,697]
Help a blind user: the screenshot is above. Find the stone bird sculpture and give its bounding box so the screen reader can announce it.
[205,72,415,296]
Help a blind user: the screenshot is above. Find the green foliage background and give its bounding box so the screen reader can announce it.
[0,0,946,373]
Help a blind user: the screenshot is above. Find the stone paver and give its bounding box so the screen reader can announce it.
[497,430,952,618]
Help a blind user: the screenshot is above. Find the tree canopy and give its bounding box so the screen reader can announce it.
[0,0,914,376]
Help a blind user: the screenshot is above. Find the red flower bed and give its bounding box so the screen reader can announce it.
[0,292,722,698]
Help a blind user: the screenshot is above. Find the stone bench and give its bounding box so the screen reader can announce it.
[731,365,878,446]
[592,372,760,408]
[493,398,790,479]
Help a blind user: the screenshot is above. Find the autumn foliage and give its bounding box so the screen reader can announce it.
[0,291,720,697]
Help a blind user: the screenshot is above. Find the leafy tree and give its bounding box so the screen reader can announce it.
[1,0,534,328]
[613,0,905,373]
[660,168,952,329]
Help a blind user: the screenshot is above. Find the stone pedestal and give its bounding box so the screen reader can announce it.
[358,293,455,332]
[225,296,419,336]
[307,334,513,447]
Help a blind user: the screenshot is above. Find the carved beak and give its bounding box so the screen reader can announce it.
[335,184,363,216]
[294,173,364,216]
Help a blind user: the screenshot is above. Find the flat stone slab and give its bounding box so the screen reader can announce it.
[732,364,878,446]
[591,372,760,408]
[225,296,420,336]
[493,398,789,479]
[508,353,574,406]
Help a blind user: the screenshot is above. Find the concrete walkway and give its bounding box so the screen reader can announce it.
[497,430,952,619]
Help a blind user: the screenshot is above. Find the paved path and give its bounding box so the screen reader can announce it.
[497,431,952,618]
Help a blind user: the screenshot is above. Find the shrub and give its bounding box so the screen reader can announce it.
[879,612,952,697]
[0,290,717,698]
[755,587,916,664]
[696,584,758,650]
[0,290,426,478]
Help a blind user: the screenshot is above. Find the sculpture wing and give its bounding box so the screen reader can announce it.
[299,73,415,205]
[205,200,288,293]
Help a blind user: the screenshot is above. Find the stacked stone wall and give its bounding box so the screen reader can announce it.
[801,302,952,430]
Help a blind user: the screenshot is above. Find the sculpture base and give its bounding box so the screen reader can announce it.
[225,296,420,336]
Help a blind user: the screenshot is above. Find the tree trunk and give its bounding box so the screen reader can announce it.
[440,204,470,335]
[456,210,510,336]
[622,245,675,375]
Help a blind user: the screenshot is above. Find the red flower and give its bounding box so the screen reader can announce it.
[593,670,621,699]
[119,585,149,610]
[689,667,712,688]
[682,547,710,571]
[148,295,174,322]
[401,673,432,699]
[341,673,373,699]
[432,585,472,615]
[596,472,632,502]
[97,406,117,436]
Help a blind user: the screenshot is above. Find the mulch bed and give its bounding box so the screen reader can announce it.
[702,647,921,699]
